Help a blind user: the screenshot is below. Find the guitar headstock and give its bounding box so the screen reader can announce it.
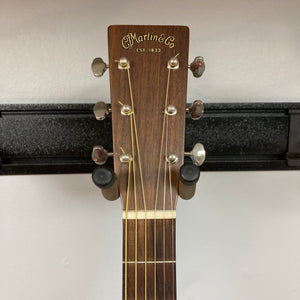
[91,25,206,209]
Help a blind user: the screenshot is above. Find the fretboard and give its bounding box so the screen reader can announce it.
[123,212,176,300]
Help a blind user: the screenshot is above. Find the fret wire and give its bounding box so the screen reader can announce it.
[123,261,176,264]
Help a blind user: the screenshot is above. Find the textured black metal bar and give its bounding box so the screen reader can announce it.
[1,103,300,175]
[286,109,300,166]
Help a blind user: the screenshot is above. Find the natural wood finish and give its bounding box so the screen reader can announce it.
[123,219,176,300]
[107,25,189,300]
[108,25,189,211]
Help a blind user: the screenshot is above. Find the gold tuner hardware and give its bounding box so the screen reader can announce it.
[91,57,109,77]
[120,153,132,163]
[91,145,113,165]
[167,56,179,70]
[188,56,205,78]
[93,101,111,121]
[184,143,206,166]
[165,105,177,116]
[117,57,130,69]
[167,154,178,164]
[186,100,204,120]
[121,104,132,116]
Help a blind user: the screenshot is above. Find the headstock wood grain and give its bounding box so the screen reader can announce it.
[109,25,189,213]
[91,25,206,300]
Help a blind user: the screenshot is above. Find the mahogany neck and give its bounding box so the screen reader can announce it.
[123,218,176,300]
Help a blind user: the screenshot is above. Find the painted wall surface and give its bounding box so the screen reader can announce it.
[1,0,300,300]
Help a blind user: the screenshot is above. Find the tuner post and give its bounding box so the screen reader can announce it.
[120,104,132,116]
[117,57,130,69]
[120,153,132,163]
[166,153,178,164]
[165,105,177,116]
[167,56,179,70]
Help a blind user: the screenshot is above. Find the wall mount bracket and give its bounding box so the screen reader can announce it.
[1,102,300,175]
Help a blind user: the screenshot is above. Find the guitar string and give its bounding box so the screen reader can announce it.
[169,162,175,299]
[123,56,176,300]
[124,157,132,300]
[130,113,138,300]
[154,65,172,300]
[168,53,180,300]
[163,107,169,300]
[126,67,148,300]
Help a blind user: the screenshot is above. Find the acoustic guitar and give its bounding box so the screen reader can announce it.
[91,25,205,300]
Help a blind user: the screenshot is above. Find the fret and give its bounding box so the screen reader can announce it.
[123,219,176,300]
[123,263,176,300]
[123,219,176,261]
[123,261,176,264]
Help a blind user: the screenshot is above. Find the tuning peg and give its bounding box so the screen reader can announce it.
[91,145,113,165]
[91,57,109,77]
[92,166,119,201]
[189,56,205,78]
[93,101,111,121]
[186,100,204,120]
[184,143,206,166]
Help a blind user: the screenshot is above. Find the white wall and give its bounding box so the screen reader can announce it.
[1,0,300,103]
[1,0,300,300]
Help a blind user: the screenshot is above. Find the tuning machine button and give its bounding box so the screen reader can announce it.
[186,100,204,120]
[91,146,118,200]
[93,101,111,121]
[189,56,205,78]
[91,145,113,165]
[91,57,109,77]
[184,143,206,166]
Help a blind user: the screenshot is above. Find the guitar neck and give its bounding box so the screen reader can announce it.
[123,215,176,300]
